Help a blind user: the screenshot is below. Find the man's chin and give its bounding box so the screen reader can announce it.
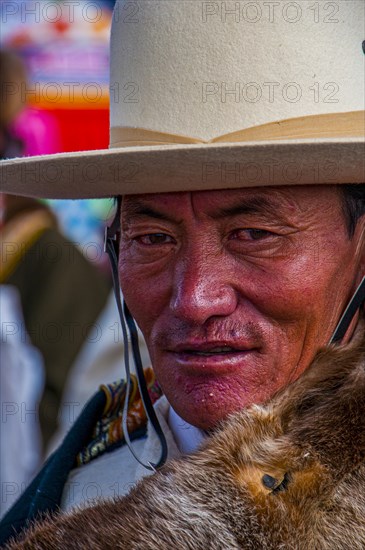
[156,357,276,428]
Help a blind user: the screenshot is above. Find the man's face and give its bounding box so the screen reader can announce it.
[119,186,364,430]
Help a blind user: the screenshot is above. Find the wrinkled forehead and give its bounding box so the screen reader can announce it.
[120,185,343,223]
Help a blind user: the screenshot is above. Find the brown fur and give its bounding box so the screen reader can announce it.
[6,324,365,549]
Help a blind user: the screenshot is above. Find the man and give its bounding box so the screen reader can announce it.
[0,0,364,544]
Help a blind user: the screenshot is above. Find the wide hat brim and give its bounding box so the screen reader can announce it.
[2,0,364,200]
[1,136,364,200]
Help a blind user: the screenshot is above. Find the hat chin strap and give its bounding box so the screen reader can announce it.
[329,276,365,344]
[104,215,167,472]
[104,205,364,470]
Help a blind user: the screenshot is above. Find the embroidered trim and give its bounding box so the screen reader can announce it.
[76,367,162,466]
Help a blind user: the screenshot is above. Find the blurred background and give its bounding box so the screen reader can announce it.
[1,0,151,516]
[0,0,117,243]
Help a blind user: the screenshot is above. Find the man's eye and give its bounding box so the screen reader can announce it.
[137,233,174,245]
[233,229,274,241]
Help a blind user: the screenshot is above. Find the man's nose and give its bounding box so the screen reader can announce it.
[170,248,238,324]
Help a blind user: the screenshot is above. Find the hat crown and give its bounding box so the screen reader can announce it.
[2,0,364,200]
[110,0,364,144]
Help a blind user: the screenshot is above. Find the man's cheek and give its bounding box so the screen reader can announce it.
[246,274,310,322]
[256,256,332,318]
[123,284,165,337]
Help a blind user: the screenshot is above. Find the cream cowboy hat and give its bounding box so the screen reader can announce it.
[1,0,364,199]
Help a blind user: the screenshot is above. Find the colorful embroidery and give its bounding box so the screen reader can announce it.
[76,367,162,466]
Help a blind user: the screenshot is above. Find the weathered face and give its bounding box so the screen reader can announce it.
[119,186,365,430]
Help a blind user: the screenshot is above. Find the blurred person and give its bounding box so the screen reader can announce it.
[0,49,61,158]
[0,49,26,158]
[0,284,44,518]
[1,48,111,449]
[0,193,111,451]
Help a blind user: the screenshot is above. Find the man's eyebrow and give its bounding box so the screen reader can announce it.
[122,201,177,223]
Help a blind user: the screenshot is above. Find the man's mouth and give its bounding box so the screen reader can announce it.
[164,341,260,375]
[183,346,242,356]
[169,341,256,357]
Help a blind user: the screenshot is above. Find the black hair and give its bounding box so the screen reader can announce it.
[341,184,365,237]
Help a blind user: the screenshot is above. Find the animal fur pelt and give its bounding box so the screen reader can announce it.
[6,324,365,549]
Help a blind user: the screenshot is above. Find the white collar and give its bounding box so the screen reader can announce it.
[168,405,207,455]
